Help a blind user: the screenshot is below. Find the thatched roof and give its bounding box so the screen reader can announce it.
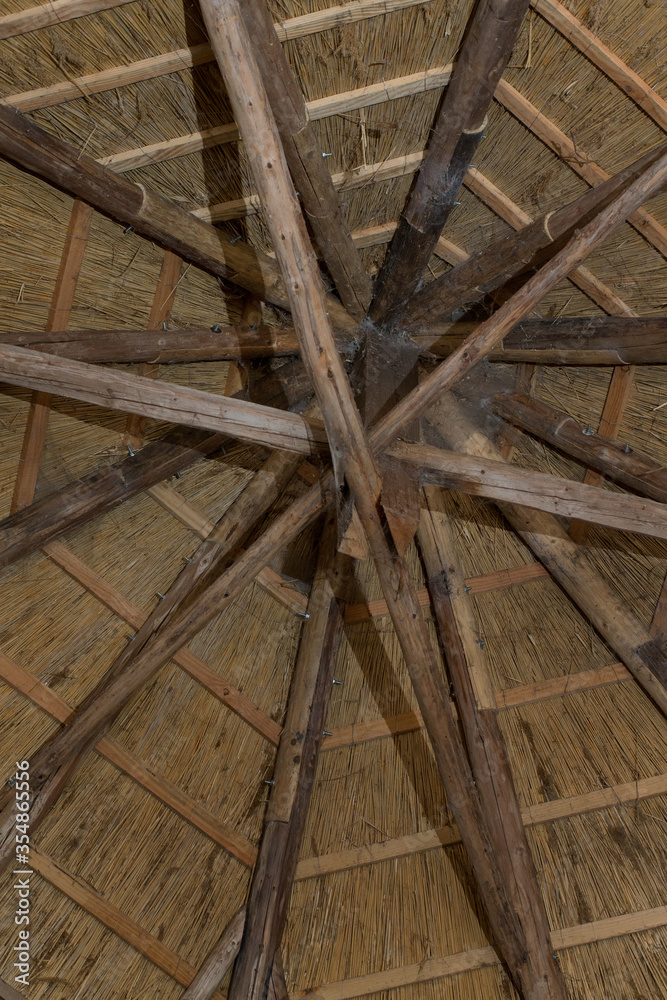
[0,1,665,998]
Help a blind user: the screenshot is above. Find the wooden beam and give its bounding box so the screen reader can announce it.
[294,771,667,880]
[0,105,355,333]
[428,394,667,717]
[228,520,351,1000]
[418,492,564,998]
[652,573,667,639]
[493,393,667,504]
[0,343,330,457]
[401,143,667,329]
[305,905,667,1000]
[369,0,531,326]
[531,0,667,132]
[10,198,93,513]
[238,0,371,318]
[0,426,225,568]
[123,251,182,450]
[182,908,247,1000]
[371,148,667,453]
[0,0,131,39]
[389,439,667,540]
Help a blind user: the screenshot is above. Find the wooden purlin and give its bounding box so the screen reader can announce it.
[123,251,182,450]
[10,198,93,514]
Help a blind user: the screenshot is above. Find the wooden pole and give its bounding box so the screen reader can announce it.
[0,105,355,333]
[389,439,667,539]
[492,392,667,504]
[369,0,531,326]
[417,490,566,1000]
[0,342,330,457]
[401,143,667,329]
[228,518,351,1000]
[428,394,667,717]
[181,907,246,1000]
[238,0,371,318]
[10,198,93,512]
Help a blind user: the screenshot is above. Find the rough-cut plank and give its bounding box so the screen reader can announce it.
[369,0,532,325]
[294,772,667,880]
[123,250,182,449]
[305,906,667,999]
[402,144,665,328]
[229,522,351,1000]
[429,394,667,717]
[0,0,130,39]
[11,199,93,513]
[495,662,630,709]
[0,343,329,457]
[531,0,667,131]
[418,494,565,999]
[390,439,667,540]
[147,482,216,538]
[0,105,355,332]
[493,393,667,504]
[494,78,667,258]
[182,908,247,1000]
[30,847,223,994]
[238,0,371,318]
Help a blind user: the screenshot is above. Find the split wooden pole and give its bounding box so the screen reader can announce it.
[417,490,566,1000]
[369,0,531,326]
[10,198,93,513]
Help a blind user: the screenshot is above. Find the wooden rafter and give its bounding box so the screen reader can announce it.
[10,198,93,513]
[428,393,667,716]
[369,0,532,326]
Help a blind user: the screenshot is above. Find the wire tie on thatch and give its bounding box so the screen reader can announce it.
[582,424,595,435]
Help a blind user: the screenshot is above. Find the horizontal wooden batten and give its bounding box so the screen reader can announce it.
[295,772,667,881]
[0,343,329,457]
[0,0,131,40]
[305,904,667,998]
[0,650,257,865]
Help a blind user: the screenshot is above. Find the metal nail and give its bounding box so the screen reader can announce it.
[322,152,333,157]
[582,424,594,436]
[123,226,133,234]
[623,443,631,453]
[230,235,242,245]
[211,323,221,333]
[297,611,310,619]
[477,639,485,648]
[464,585,472,593]
[127,445,135,456]
[264,779,275,785]
[322,730,332,736]
[332,679,342,685]
[157,592,166,600]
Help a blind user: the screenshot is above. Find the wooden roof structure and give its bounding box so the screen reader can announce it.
[0,1,666,998]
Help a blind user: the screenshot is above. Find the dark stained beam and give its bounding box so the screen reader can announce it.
[181,907,246,1000]
[401,143,667,329]
[369,0,532,327]
[228,518,351,1000]
[389,439,667,539]
[493,392,667,503]
[428,393,667,717]
[417,489,565,1000]
[0,105,356,334]
[239,0,371,317]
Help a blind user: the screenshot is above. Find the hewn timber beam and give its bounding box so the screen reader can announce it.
[369,0,532,327]
[417,490,564,998]
[181,907,246,1000]
[11,198,93,513]
[238,0,371,317]
[429,393,667,716]
[200,4,546,998]
[493,393,667,504]
[388,439,667,540]
[8,315,667,367]
[0,343,329,457]
[229,519,351,1000]
[401,143,667,329]
[0,105,355,333]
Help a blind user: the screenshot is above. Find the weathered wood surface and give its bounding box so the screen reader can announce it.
[0,343,329,457]
[229,521,350,1000]
[429,394,667,717]
[418,492,565,999]
[0,427,225,567]
[389,439,667,539]
[493,393,667,503]
[181,907,246,1000]
[0,105,355,332]
[11,198,93,513]
[239,0,370,318]
[370,0,531,326]
[402,143,667,328]
[373,148,667,452]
